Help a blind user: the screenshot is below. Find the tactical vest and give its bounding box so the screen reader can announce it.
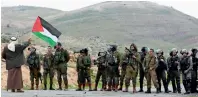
[107,53,118,66]
[43,54,53,69]
[157,56,167,70]
[169,56,179,70]
[180,57,190,72]
[97,56,106,69]
[27,53,39,68]
[54,49,65,64]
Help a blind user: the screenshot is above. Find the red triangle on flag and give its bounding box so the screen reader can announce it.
[32,16,44,32]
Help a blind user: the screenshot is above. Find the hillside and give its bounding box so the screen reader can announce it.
[1,1,198,54]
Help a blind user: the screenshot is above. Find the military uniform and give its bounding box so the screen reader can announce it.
[27,51,40,90]
[106,51,120,91]
[54,48,70,90]
[118,53,128,90]
[43,52,54,90]
[79,54,92,91]
[94,55,107,91]
[124,51,140,92]
[191,49,198,93]
[156,55,168,93]
[167,55,181,93]
[180,55,193,94]
[76,53,85,91]
[139,51,147,92]
[143,54,159,93]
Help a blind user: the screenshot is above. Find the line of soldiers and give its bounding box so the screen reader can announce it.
[90,43,198,94]
[26,42,70,90]
[26,42,198,94]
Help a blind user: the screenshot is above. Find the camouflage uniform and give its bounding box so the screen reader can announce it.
[106,51,120,91]
[43,52,54,90]
[167,55,181,93]
[94,55,107,91]
[27,51,40,90]
[180,50,193,94]
[124,51,140,92]
[54,48,70,90]
[156,55,168,93]
[143,54,159,93]
[118,53,128,90]
[79,54,92,91]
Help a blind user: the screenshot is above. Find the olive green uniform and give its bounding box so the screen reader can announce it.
[54,48,70,90]
[106,51,121,91]
[124,51,141,91]
[27,52,41,90]
[94,56,107,91]
[119,53,128,90]
[143,54,159,91]
[43,53,54,90]
[79,55,92,90]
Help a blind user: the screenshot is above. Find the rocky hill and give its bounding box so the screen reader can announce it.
[2,1,198,54]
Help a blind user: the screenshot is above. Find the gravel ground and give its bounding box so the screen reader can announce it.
[2,87,198,97]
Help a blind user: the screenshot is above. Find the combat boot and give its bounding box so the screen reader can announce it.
[138,89,144,92]
[76,84,82,91]
[156,88,160,93]
[82,84,85,91]
[118,86,123,91]
[88,83,92,91]
[93,82,98,91]
[30,83,34,90]
[50,84,55,90]
[44,84,47,90]
[145,88,151,93]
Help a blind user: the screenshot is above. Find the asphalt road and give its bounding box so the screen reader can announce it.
[2,87,198,97]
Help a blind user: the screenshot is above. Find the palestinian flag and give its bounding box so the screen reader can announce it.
[32,16,61,47]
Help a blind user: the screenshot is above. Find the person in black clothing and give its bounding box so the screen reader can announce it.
[156,49,169,93]
[191,48,198,93]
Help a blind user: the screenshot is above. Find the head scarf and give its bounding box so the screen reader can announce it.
[7,37,18,52]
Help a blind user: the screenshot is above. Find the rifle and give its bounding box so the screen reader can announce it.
[125,47,135,70]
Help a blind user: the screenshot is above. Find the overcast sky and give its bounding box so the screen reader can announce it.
[2,0,198,18]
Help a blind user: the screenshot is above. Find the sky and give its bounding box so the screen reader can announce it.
[1,0,198,18]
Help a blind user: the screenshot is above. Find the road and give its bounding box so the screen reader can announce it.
[1,87,198,97]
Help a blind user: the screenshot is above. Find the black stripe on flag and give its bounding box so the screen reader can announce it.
[39,16,62,38]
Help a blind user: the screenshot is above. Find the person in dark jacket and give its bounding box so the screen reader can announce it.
[2,37,31,92]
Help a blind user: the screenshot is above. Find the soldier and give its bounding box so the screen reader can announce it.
[143,49,160,93]
[118,48,129,91]
[93,52,107,91]
[156,49,169,93]
[76,49,84,91]
[180,49,193,94]
[80,48,92,91]
[191,48,198,93]
[27,47,41,90]
[138,47,148,92]
[43,46,55,90]
[167,48,181,93]
[54,42,70,90]
[106,45,121,92]
[123,43,141,93]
